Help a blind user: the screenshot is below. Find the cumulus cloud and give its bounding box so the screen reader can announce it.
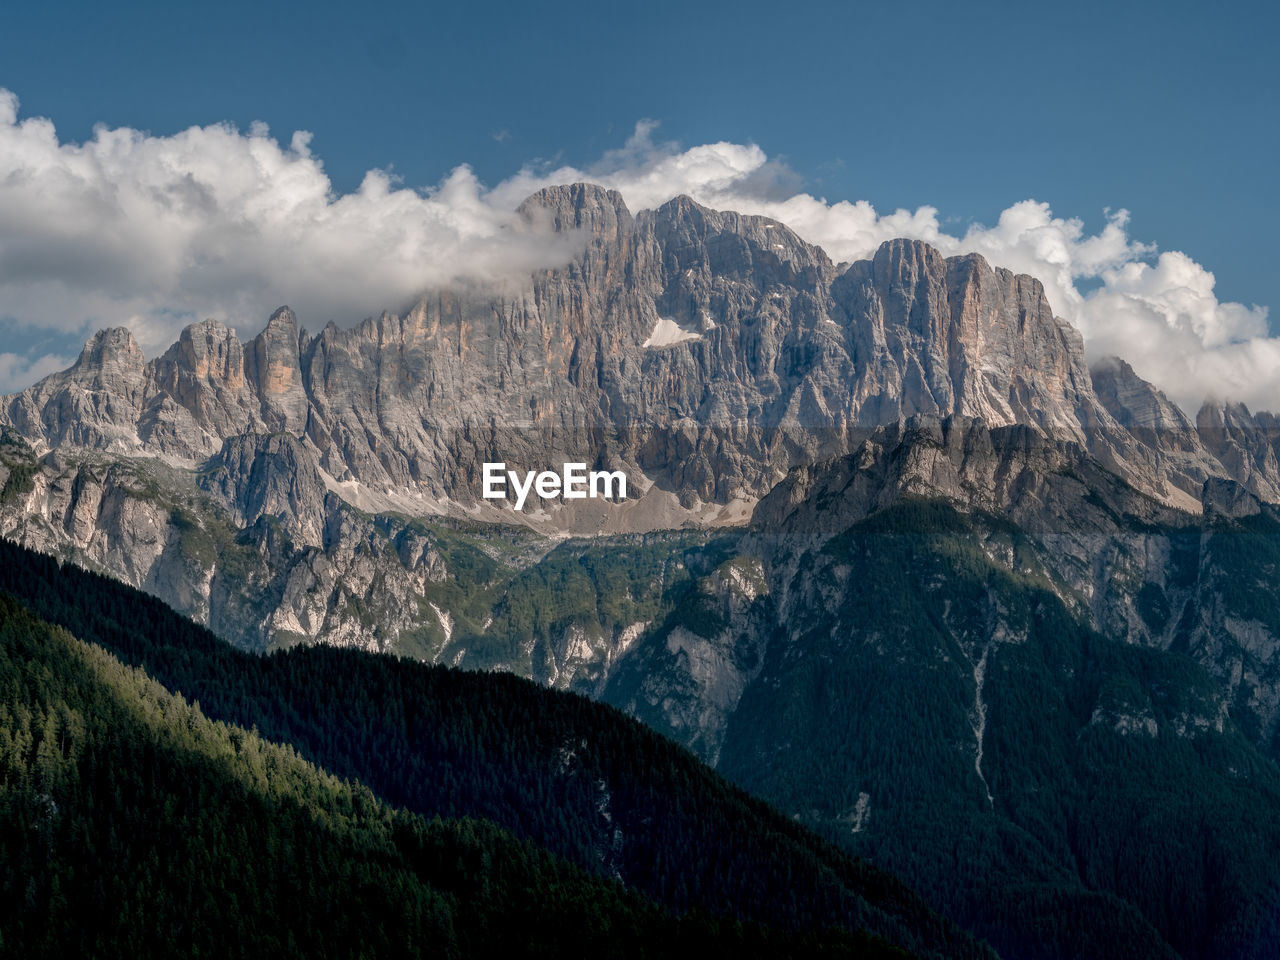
[0,88,585,356]
[0,92,1272,413]
[1081,253,1274,411]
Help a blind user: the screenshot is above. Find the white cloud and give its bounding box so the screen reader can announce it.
[0,92,1272,413]
[0,88,585,357]
[1081,253,1273,411]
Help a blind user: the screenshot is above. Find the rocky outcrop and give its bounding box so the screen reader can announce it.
[1091,356,1280,505]
[604,555,773,764]
[1195,399,1280,500]
[199,433,330,547]
[753,415,1181,543]
[0,434,470,655]
[744,414,1280,752]
[831,242,1095,437]
[3,328,150,453]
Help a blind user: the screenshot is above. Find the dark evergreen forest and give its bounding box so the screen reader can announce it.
[0,537,989,959]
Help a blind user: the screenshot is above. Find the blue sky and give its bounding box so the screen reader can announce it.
[1,0,1277,408]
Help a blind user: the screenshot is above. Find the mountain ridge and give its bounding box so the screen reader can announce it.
[6,183,1278,539]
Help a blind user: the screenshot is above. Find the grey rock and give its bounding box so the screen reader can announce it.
[199,433,330,546]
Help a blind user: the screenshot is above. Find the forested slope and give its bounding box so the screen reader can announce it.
[0,537,991,960]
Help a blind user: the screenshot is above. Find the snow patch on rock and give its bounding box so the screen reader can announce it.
[643,316,701,348]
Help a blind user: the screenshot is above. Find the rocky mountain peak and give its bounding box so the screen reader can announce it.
[168,319,244,382]
[517,182,633,240]
[246,305,308,434]
[650,194,717,241]
[1196,397,1256,436]
[1092,356,1194,434]
[1192,397,1280,500]
[73,326,146,377]
[647,193,833,288]
[830,238,1099,444]
[870,237,950,288]
[259,305,300,341]
[1086,353,1235,506]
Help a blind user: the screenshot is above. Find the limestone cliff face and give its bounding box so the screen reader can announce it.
[1195,398,1280,499]
[8,183,1264,534]
[0,435,466,656]
[1090,356,1280,505]
[199,433,330,547]
[4,328,150,453]
[831,242,1096,437]
[604,555,773,765]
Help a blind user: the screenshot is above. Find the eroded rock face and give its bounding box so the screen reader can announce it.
[199,433,330,547]
[1091,356,1280,505]
[0,451,209,623]
[604,556,773,764]
[144,318,258,456]
[1196,399,1280,500]
[742,416,1280,750]
[830,243,1095,437]
[6,184,1270,537]
[0,435,470,656]
[4,328,149,453]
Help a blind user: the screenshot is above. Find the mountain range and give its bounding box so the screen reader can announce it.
[4,183,1280,958]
